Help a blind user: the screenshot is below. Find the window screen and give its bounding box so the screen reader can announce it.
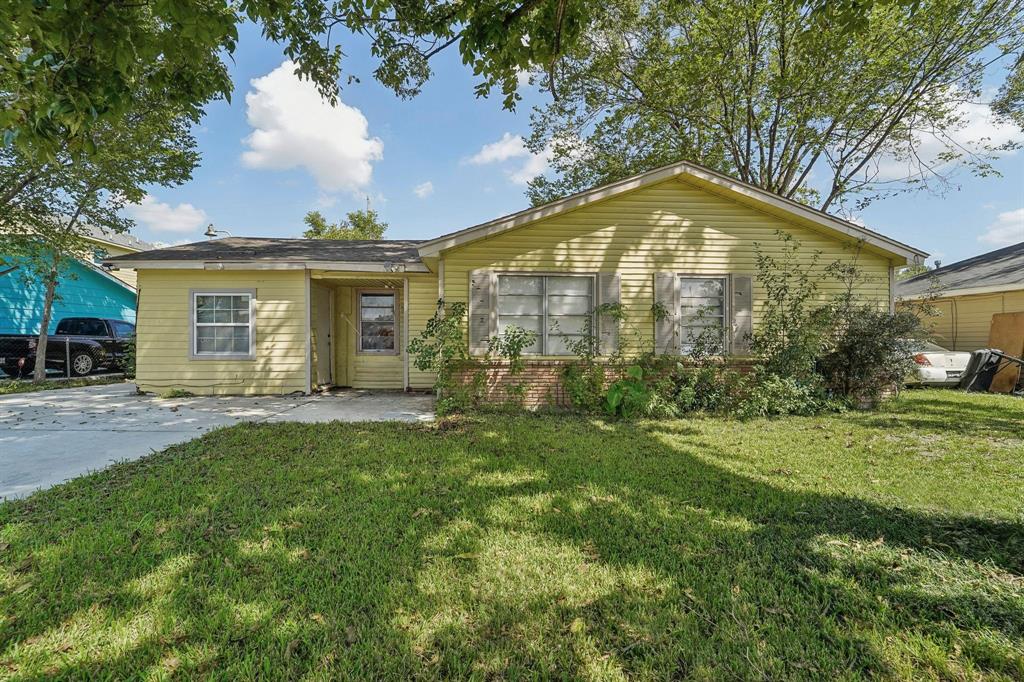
[360,292,396,352]
[497,275,593,355]
[678,277,726,353]
[194,293,252,355]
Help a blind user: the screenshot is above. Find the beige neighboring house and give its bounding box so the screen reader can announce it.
[897,241,1024,351]
[81,225,156,289]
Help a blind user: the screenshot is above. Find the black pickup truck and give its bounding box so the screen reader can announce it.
[0,317,135,378]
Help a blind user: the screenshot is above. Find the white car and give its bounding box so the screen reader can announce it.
[909,342,972,386]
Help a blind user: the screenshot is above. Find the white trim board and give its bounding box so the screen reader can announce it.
[106,260,431,273]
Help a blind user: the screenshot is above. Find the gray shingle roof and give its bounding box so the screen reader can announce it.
[84,224,156,252]
[897,241,1024,297]
[105,237,425,264]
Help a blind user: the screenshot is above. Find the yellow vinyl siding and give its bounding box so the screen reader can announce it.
[135,269,307,395]
[441,177,893,355]
[916,289,1024,351]
[407,273,439,389]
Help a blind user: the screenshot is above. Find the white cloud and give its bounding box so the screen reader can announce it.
[466,133,551,185]
[872,99,1021,182]
[413,181,434,199]
[241,60,383,194]
[466,132,529,165]
[509,147,553,185]
[979,208,1024,246]
[125,195,208,234]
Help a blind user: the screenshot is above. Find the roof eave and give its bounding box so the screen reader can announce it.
[103,259,431,273]
[898,281,1024,300]
[83,234,147,254]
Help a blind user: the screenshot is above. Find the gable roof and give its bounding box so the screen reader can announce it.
[105,237,429,272]
[82,225,156,253]
[897,241,1024,299]
[416,160,927,264]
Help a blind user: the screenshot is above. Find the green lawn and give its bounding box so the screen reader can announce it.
[1,390,1022,679]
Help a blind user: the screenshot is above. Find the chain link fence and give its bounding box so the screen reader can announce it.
[0,335,106,380]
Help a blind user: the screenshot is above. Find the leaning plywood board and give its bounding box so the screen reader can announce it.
[988,312,1024,393]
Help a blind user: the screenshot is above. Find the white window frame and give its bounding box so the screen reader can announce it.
[357,289,399,355]
[496,273,596,356]
[677,274,729,355]
[189,289,256,360]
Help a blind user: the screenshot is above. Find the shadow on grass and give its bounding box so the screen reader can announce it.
[858,389,1024,439]
[1,411,1022,679]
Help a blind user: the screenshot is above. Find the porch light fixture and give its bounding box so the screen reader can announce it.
[204,224,233,239]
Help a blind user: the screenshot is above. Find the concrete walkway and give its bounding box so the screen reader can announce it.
[0,383,434,500]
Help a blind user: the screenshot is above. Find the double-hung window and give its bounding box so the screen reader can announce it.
[678,276,727,353]
[193,292,253,358]
[359,291,396,353]
[497,274,593,355]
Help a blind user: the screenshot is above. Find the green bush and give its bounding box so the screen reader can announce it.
[816,306,923,405]
[603,365,677,419]
[562,361,606,412]
[731,374,842,420]
[407,300,472,415]
[487,325,536,408]
[121,334,136,379]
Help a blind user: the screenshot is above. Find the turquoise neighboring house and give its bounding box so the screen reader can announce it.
[0,227,153,335]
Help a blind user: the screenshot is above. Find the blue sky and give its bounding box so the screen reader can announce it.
[125,23,1024,266]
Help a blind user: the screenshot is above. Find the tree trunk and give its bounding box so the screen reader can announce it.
[33,262,59,382]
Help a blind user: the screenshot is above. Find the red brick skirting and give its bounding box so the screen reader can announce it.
[452,358,757,408]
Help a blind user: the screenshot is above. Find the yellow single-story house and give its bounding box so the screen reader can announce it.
[897,241,1024,352]
[105,161,926,396]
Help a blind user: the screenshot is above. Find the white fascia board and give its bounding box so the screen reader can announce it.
[105,260,430,273]
[415,160,928,264]
[899,282,1024,301]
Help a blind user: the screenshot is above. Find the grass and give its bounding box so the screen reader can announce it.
[0,375,123,396]
[1,389,1022,679]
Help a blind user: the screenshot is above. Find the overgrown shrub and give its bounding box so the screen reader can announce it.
[816,306,923,405]
[408,300,537,414]
[731,374,842,420]
[487,325,536,408]
[407,300,473,415]
[560,302,626,412]
[603,365,677,419]
[562,361,606,412]
[750,231,831,381]
[121,334,136,379]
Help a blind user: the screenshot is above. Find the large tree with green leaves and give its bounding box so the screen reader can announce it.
[1,0,594,163]
[525,0,1024,213]
[302,208,388,240]
[0,90,198,381]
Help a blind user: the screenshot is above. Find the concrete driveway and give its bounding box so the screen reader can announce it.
[0,383,434,500]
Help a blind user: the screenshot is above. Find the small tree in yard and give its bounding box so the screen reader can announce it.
[407,301,471,413]
[0,90,198,381]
